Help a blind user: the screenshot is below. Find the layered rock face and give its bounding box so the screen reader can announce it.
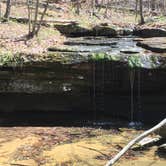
[0,35,166,123]
[0,60,166,123]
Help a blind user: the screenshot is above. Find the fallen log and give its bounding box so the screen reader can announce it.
[138,136,161,147]
[10,17,78,25]
[105,118,166,166]
[158,143,166,152]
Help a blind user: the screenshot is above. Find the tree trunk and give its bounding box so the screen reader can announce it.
[31,0,39,37]
[139,0,145,24]
[4,0,11,20]
[76,0,80,15]
[35,0,49,36]
[27,0,32,35]
[151,0,156,11]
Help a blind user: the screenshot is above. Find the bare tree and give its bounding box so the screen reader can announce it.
[27,0,49,38]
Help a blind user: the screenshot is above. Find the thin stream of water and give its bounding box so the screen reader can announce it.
[129,69,135,126]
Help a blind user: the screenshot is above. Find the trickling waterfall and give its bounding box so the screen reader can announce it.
[101,59,105,112]
[92,60,105,122]
[129,68,143,127]
[137,69,142,123]
[129,69,135,126]
[93,61,96,121]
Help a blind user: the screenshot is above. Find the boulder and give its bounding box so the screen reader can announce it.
[54,23,117,37]
[92,25,117,37]
[54,23,93,37]
[133,28,166,37]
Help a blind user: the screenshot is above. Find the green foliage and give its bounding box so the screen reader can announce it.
[91,52,106,60]
[108,54,121,61]
[91,53,121,62]
[150,55,159,68]
[0,51,24,66]
[128,54,142,68]
[154,16,166,22]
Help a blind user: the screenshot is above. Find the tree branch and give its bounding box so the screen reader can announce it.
[105,118,166,166]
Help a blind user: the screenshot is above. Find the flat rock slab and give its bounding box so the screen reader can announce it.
[137,37,166,53]
[64,40,117,46]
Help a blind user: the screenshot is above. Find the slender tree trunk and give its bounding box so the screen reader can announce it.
[139,0,145,24]
[35,0,49,36]
[76,0,80,15]
[151,0,156,11]
[31,0,39,37]
[91,0,95,16]
[4,0,11,20]
[27,0,32,35]
[0,1,1,18]
[104,0,110,18]
[135,0,138,18]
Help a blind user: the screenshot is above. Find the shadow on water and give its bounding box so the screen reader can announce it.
[0,109,163,128]
[0,110,135,128]
[0,110,92,127]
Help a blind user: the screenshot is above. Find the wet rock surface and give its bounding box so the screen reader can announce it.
[1,36,166,69]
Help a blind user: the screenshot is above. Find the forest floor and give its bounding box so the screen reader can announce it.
[0,1,166,56]
[0,126,165,166]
